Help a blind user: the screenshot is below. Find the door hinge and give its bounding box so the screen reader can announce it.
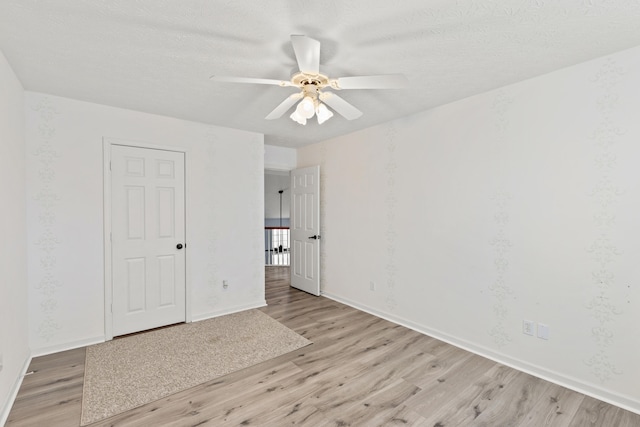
[110,304,113,313]
[109,161,112,171]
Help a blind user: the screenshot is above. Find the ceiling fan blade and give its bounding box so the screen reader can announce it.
[332,74,409,90]
[319,92,363,121]
[210,75,292,87]
[265,93,303,120]
[291,35,320,75]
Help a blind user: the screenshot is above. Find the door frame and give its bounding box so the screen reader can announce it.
[103,137,191,340]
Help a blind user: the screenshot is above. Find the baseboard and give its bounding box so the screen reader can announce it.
[191,300,267,322]
[1,351,32,427]
[322,291,640,416]
[31,336,105,358]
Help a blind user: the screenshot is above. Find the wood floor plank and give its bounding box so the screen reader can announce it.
[567,395,640,427]
[416,363,520,426]
[317,378,423,426]
[6,348,85,427]
[470,370,554,426]
[259,402,325,426]
[194,362,345,425]
[404,353,495,418]
[89,360,305,426]
[516,383,585,427]
[6,266,640,426]
[401,343,475,392]
[11,348,85,398]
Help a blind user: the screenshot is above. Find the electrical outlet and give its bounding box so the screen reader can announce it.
[537,323,550,340]
[369,281,376,291]
[523,320,535,336]
[223,280,229,290]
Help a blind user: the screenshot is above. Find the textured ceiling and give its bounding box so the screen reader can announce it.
[1,1,640,148]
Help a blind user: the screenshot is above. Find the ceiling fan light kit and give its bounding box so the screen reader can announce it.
[210,35,408,125]
[289,96,334,126]
[289,83,335,125]
[290,96,315,125]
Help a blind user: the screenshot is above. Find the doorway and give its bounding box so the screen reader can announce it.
[264,170,291,266]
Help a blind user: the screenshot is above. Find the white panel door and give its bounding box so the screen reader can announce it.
[111,145,186,336]
[290,165,320,296]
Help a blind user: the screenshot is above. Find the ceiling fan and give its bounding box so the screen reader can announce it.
[210,35,409,125]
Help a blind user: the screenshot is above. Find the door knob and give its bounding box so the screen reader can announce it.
[176,243,184,249]
[308,235,321,240]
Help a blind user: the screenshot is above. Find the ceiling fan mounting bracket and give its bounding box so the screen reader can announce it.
[291,71,330,89]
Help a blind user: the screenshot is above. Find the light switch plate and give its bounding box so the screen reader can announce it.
[523,320,535,336]
[538,323,550,340]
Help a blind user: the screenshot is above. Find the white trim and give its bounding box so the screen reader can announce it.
[264,169,292,175]
[322,291,640,416]
[0,353,32,427]
[264,165,294,172]
[191,300,267,323]
[102,140,113,340]
[31,336,105,358]
[104,137,188,154]
[102,137,190,340]
[183,150,192,323]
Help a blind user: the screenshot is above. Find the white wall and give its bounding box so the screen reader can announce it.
[264,171,290,223]
[25,92,265,355]
[298,45,640,413]
[264,144,296,171]
[264,145,295,225]
[0,51,29,424]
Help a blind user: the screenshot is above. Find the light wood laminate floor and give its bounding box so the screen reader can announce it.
[7,266,640,426]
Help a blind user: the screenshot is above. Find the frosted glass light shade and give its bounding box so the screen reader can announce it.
[296,96,316,119]
[290,110,307,125]
[316,103,333,124]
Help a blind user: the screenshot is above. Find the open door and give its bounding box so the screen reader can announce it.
[290,165,320,296]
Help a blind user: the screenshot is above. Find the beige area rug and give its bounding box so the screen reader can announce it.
[81,309,311,425]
